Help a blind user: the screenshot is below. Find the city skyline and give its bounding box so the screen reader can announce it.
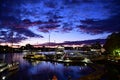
[0,0,120,45]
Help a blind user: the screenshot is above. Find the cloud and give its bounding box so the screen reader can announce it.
[0,27,44,43]
[77,14,120,34]
[0,29,26,43]
[0,0,120,43]
[0,1,44,43]
[62,27,73,32]
[38,19,60,33]
[0,19,43,43]
[20,19,60,33]
[61,23,74,32]
[39,25,59,33]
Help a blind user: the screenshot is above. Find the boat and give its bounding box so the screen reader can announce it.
[0,67,18,80]
[0,61,19,80]
[23,53,46,60]
[0,54,8,73]
[23,54,35,59]
[55,52,85,63]
[81,58,92,63]
[0,63,8,73]
[8,62,19,71]
[3,32,20,72]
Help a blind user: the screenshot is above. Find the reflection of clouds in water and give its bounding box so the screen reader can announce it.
[12,53,30,68]
[29,61,93,80]
[2,53,94,80]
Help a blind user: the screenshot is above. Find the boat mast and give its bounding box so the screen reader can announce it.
[11,29,14,63]
[49,32,50,47]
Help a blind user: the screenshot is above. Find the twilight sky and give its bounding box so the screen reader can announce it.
[0,0,120,45]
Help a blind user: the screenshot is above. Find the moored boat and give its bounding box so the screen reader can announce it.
[0,66,19,80]
[0,63,8,73]
[8,62,19,71]
[23,53,46,60]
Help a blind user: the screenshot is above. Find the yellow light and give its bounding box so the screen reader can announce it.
[113,48,120,56]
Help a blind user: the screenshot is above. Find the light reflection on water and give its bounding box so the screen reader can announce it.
[0,53,94,80]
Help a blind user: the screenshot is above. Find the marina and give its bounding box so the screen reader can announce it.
[0,52,95,80]
[0,0,120,80]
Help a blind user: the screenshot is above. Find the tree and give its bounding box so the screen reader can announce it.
[104,32,120,56]
[25,44,34,50]
[91,41,101,49]
[82,45,90,51]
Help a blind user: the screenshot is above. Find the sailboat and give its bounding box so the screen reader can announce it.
[8,62,19,71]
[7,31,19,71]
[0,54,18,80]
[0,55,8,74]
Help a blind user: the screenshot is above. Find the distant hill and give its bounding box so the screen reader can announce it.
[39,39,106,46]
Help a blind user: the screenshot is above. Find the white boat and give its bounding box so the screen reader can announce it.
[0,66,18,80]
[8,62,19,71]
[0,63,8,73]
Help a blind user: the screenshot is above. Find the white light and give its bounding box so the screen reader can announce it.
[2,76,6,80]
[82,58,92,63]
[84,63,87,66]
[0,69,3,72]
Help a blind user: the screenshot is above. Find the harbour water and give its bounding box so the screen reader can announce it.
[0,52,94,80]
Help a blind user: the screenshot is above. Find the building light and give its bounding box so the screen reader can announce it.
[4,49,6,51]
[2,76,6,80]
[113,48,120,56]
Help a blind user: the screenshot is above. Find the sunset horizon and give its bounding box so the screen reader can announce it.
[1,0,119,46]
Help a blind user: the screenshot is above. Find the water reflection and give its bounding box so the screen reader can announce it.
[0,53,94,80]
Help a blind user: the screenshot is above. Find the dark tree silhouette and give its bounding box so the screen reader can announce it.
[104,32,120,56]
[25,44,34,50]
[82,45,90,51]
[91,41,101,49]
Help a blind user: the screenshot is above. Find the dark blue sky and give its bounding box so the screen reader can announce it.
[0,0,120,45]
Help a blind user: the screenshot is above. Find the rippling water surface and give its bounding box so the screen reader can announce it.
[0,53,94,80]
